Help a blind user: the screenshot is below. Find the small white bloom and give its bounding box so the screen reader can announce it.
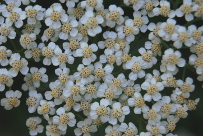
[53,107,76,131]
[116,19,139,42]
[26,117,44,136]
[109,102,130,125]
[26,90,42,113]
[45,3,68,29]
[76,42,98,65]
[90,99,110,123]
[30,67,48,88]
[0,46,12,66]
[106,5,124,28]
[161,48,186,72]
[37,100,55,120]
[1,90,22,110]
[24,42,44,62]
[0,24,16,44]
[9,53,29,77]
[74,118,97,136]
[141,78,164,102]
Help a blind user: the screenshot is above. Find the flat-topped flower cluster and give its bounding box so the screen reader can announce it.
[0,0,202,135]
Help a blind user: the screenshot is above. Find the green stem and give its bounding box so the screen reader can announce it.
[10,39,18,52]
[184,18,202,27]
[186,64,195,72]
[182,66,186,80]
[161,39,170,49]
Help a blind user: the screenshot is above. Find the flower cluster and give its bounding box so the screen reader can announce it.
[0,0,202,136]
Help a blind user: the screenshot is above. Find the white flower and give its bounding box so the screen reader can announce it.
[106,5,124,28]
[109,102,130,125]
[42,42,60,65]
[22,21,42,34]
[73,64,94,85]
[141,0,159,17]
[120,80,141,101]
[154,96,177,118]
[45,80,63,105]
[147,22,162,44]
[55,67,73,88]
[22,73,36,91]
[84,82,100,100]
[189,54,203,69]
[171,88,188,104]
[105,124,121,136]
[94,62,113,81]
[24,42,44,62]
[67,6,85,20]
[45,3,68,29]
[141,78,164,102]
[53,107,76,131]
[59,17,78,40]
[153,0,175,18]
[116,19,139,42]
[52,46,75,68]
[30,67,48,88]
[5,7,26,28]
[97,83,119,103]
[128,92,148,114]
[158,18,177,41]
[41,27,60,42]
[124,0,145,11]
[161,72,177,87]
[1,90,22,110]
[0,46,12,66]
[26,117,44,136]
[46,119,66,136]
[37,100,55,120]
[26,90,42,113]
[176,77,195,96]
[98,31,117,50]
[162,115,179,133]
[161,48,186,72]
[125,56,148,81]
[90,99,110,123]
[80,9,104,36]
[175,0,194,21]
[63,96,81,112]
[76,42,98,65]
[20,33,36,49]
[175,104,188,118]
[145,41,162,56]
[133,11,149,33]
[74,118,97,136]
[20,0,36,5]
[0,0,20,15]
[9,53,29,77]
[25,5,45,24]
[81,0,103,10]
[63,81,85,101]
[138,47,157,68]
[171,26,192,48]
[100,49,121,66]
[104,73,128,93]
[0,68,13,92]
[59,0,79,8]
[77,100,92,116]
[0,24,16,44]
[187,25,203,44]
[119,122,138,136]
[145,69,161,83]
[146,120,166,135]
